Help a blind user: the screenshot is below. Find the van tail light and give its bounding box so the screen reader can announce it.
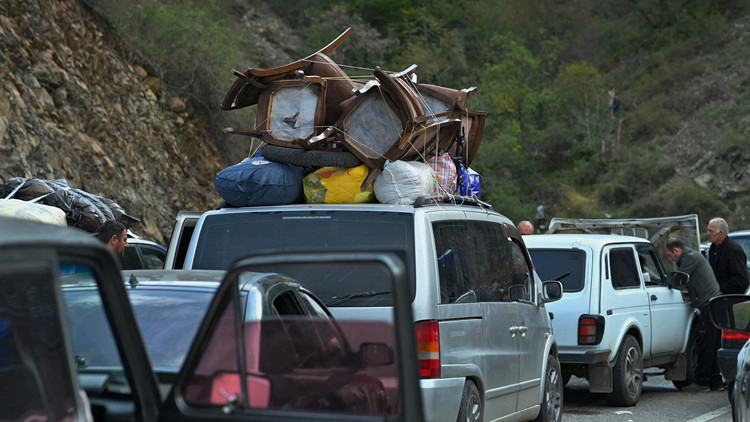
[578,315,605,345]
[722,330,750,341]
[415,320,440,378]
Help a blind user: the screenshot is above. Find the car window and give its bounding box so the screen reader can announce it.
[192,211,416,305]
[733,235,750,261]
[122,246,144,270]
[140,246,166,269]
[273,291,307,315]
[1,262,81,422]
[61,265,129,381]
[182,270,398,416]
[433,220,520,303]
[609,248,641,289]
[509,240,533,301]
[528,249,586,292]
[636,246,667,286]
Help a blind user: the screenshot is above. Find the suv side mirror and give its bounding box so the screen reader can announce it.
[541,280,563,303]
[670,271,689,288]
[709,294,750,331]
[359,342,395,367]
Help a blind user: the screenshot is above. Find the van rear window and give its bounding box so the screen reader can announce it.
[192,211,415,305]
[528,249,586,292]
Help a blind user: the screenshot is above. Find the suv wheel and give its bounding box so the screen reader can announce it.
[535,355,563,422]
[607,335,643,406]
[457,380,482,422]
[672,323,698,390]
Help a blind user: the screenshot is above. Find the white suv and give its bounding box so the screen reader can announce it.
[525,224,696,406]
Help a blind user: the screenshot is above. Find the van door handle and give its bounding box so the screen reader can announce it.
[650,295,658,301]
[510,326,528,337]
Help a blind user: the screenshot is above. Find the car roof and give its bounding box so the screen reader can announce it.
[203,199,502,216]
[126,237,167,251]
[120,269,226,289]
[119,269,302,294]
[730,230,750,237]
[523,233,653,249]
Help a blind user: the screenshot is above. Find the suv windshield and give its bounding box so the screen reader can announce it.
[528,249,586,292]
[192,211,416,306]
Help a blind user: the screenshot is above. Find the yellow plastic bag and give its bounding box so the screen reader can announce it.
[303,165,375,204]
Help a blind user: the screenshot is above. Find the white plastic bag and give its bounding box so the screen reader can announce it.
[374,160,435,205]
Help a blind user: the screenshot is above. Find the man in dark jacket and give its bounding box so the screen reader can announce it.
[707,217,749,294]
[665,237,723,392]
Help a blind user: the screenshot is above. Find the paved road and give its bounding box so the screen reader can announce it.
[563,370,732,421]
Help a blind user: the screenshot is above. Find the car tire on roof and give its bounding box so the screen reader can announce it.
[262,144,362,168]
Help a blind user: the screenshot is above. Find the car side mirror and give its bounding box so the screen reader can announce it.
[359,342,394,367]
[541,280,563,303]
[670,271,689,288]
[709,294,750,331]
[508,285,527,302]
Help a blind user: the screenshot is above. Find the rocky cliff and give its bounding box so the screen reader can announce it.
[0,0,228,243]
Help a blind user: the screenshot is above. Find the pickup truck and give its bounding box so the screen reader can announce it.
[0,216,423,422]
[522,215,701,406]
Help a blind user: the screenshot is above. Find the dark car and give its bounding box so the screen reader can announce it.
[709,294,750,419]
[121,236,167,270]
[701,230,750,400]
[0,216,424,422]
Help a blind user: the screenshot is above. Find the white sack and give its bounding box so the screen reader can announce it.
[374,160,435,205]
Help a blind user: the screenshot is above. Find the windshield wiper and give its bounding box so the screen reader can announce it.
[551,272,571,282]
[325,291,391,306]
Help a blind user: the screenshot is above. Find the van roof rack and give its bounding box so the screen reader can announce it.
[413,194,493,210]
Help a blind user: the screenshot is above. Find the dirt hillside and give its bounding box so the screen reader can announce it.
[0,0,229,243]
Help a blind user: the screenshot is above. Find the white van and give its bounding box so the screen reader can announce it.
[168,197,563,422]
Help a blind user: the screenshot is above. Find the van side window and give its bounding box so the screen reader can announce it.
[609,248,641,289]
[509,241,533,301]
[433,221,512,304]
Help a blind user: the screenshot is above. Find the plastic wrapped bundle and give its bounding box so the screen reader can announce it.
[0,177,141,231]
[373,161,435,205]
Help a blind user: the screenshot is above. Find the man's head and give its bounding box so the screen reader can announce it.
[707,217,729,246]
[518,220,534,235]
[97,220,128,258]
[664,237,685,262]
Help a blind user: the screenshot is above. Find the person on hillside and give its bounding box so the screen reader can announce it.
[535,204,545,233]
[664,237,723,392]
[707,217,749,294]
[517,220,534,235]
[611,95,622,115]
[97,220,128,258]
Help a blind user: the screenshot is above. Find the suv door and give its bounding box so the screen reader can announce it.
[432,215,520,417]
[600,245,650,353]
[164,211,203,269]
[636,244,692,355]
